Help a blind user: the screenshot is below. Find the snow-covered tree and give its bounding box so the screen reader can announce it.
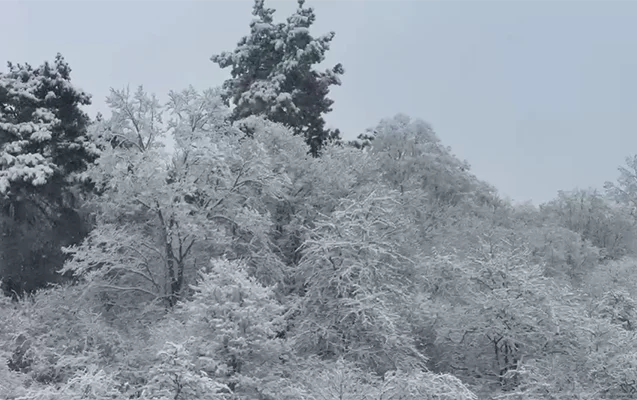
[62,87,286,311]
[0,284,124,389]
[212,0,344,156]
[364,114,497,247]
[429,241,566,392]
[291,188,425,374]
[146,258,287,399]
[541,188,636,260]
[60,86,180,308]
[0,54,98,295]
[288,357,477,400]
[605,155,637,215]
[524,224,600,282]
[268,134,374,271]
[0,53,98,199]
[140,341,228,400]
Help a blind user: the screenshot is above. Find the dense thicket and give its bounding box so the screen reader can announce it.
[2,1,637,399]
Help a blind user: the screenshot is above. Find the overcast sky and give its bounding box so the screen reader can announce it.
[3,1,637,204]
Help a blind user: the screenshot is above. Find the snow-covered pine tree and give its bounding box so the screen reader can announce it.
[0,53,98,208]
[212,0,343,156]
[0,54,99,295]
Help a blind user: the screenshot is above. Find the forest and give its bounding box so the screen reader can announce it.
[2,1,637,399]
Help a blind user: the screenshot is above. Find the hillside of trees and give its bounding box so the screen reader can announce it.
[3,1,637,399]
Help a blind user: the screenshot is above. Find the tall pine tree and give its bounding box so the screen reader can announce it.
[212,0,343,156]
[0,54,99,295]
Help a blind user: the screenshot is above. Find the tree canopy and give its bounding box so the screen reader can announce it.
[2,1,637,399]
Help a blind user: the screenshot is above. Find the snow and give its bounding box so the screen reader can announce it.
[30,129,53,142]
[0,56,96,195]
[252,21,272,32]
[288,27,310,37]
[0,154,55,194]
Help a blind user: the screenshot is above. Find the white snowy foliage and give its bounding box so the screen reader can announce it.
[17,366,125,400]
[0,71,58,193]
[167,85,229,135]
[63,87,288,310]
[0,56,97,195]
[147,258,287,399]
[140,341,228,400]
[289,358,477,400]
[293,188,425,373]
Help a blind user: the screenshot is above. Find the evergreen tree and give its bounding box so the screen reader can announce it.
[0,54,99,295]
[212,0,344,156]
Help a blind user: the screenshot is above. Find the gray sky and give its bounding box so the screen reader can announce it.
[3,1,637,204]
